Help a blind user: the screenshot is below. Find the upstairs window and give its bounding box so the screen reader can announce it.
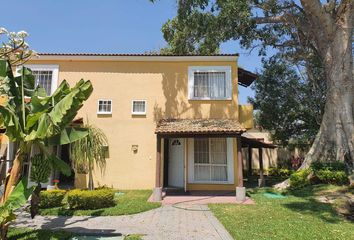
[132,100,146,115]
[32,70,53,96]
[97,99,112,114]
[188,66,232,100]
[21,65,59,96]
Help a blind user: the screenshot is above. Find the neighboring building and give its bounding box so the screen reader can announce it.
[1,53,262,198]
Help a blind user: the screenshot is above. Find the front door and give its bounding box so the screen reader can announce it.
[168,138,184,188]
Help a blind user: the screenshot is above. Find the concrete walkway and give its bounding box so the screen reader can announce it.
[14,204,233,240]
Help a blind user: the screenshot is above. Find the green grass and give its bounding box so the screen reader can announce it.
[8,228,143,240]
[39,190,161,216]
[209,185,354,240]
[8,228,74,240]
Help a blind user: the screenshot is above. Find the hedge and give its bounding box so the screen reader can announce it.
[67,189,115,210]
[289,169,311,189]
[40,190,66,208]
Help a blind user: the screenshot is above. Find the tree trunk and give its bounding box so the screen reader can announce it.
[88,164,94,190]
[276,7,353,189]
[302,19,354,169]
[0,150,23,203]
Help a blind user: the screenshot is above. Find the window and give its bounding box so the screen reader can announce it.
[188,66,232,100]
[194,138,228,182]
[97,100,112,114]
[32,70,53,96]
[20,65,59,96]
[132,100,146,115]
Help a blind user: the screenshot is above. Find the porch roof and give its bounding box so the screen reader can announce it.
[155,119,246,137]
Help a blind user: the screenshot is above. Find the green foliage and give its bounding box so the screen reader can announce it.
[0,179,33,229]
[30,154,51,184]
[39,190,161,217]
[315,170,348,185]
[268,167,293,178]
[289,169,311,189]
[0,59,93,177]
[67,189,115,210]
[39,190,66,208]
[70,123,108,190]
[249,57,325,146]
[311,161,347,172]
[311,161,348,185]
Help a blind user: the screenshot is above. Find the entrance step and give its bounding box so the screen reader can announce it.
[163,187,189,196]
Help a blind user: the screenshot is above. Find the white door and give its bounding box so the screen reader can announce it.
[168,138,184,188]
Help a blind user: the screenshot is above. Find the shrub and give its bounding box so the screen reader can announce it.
[311,161,346,172]
[40,190,66,208]
[268,167,293,178]
[67,189,115,210]
[289,169,311,189]
[315,169,348,185]
[311,161,348,185]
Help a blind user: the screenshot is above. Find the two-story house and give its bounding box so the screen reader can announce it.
[1,53,258,201]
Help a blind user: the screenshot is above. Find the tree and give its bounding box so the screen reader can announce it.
[152,0,354,171]
[0,28,35,66]
[249,56,326,148]
[70,123,108,190]
[0,60,93,204]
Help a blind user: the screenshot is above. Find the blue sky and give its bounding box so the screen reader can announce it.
[1,0,267,103]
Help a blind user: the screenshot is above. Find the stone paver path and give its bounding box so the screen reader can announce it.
[14,204,233,240]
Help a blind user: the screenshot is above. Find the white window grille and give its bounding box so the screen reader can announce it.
[19,65,59,96]
[188,66,232,100]
[194,138,228,182]
[97,100,112,114]
[132,100,146,115]
[32,70,53,96]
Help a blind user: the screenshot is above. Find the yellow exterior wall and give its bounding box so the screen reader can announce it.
[27,58,247,190]
[239,104,254,129]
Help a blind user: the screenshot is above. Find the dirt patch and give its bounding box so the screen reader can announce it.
[315,186,354,221]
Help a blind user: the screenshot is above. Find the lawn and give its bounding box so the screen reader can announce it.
[210,185,353,240]
[8,228,143,240]
[39,190,161,216]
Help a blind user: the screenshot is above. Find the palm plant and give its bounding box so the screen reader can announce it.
[70,123,108,190]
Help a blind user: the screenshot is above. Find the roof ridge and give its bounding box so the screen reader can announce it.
[38,53,239,57]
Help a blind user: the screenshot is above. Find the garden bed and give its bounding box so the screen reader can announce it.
[39,190,161,216]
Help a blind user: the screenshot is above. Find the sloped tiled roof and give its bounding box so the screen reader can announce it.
[39,53,239,57]
[155,119,246,135]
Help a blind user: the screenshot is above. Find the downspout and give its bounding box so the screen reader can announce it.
[184,138,187,192]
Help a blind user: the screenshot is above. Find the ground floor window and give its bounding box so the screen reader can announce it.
[194,138,228,182]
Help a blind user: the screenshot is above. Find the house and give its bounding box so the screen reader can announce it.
[1,53,264,200]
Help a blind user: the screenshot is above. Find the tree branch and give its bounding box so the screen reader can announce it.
[253,15,288,24]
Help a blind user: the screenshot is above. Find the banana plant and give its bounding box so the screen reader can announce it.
[0,179,33,240]
[0,59,93,203]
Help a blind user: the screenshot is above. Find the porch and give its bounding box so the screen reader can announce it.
[153,119,247,202]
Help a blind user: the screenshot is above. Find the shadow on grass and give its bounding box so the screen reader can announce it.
[9,228,122,240]
[281,185,353,224]
[282,197,343,224]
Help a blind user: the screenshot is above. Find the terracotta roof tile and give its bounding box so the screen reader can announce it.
[155,119,246,135]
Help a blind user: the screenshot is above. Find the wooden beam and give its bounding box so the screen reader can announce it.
[155,136,162,188]
[248,147,252,177]
[258,148,265,187]
[237,136,243,187]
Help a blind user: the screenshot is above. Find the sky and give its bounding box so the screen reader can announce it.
[0,0,267,104]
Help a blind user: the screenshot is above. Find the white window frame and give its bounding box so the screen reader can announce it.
[131,100,147,115]
[97,99,113,115]
[19,64,59,96]
[188,66,232,100]
[188,138,234,184]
